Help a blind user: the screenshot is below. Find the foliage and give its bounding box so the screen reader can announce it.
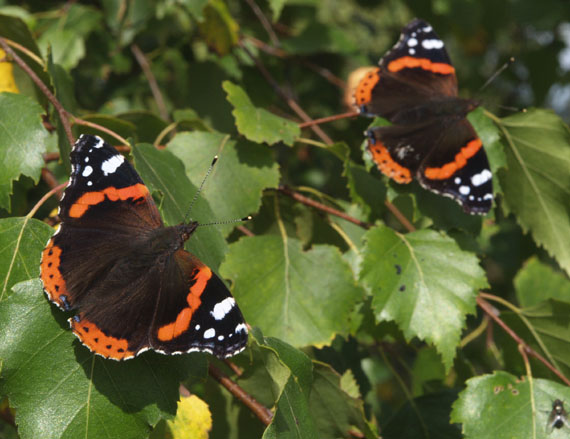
[0,1,569,438]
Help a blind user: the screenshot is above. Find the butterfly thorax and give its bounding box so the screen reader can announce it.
[391,97,479,126]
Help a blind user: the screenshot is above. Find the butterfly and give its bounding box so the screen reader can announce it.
[40,134,248,360]
[355,18,493,214]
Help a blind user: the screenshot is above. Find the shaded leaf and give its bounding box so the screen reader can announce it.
[497,109,570,275]
[0,279,206,439]
[269,0,287,22]
[198,0,239,55]
[515,257,570,307]
[281,22,356,55]
[359,227,487,369]
[220,233,364,347]
[451,371,570,438]
[309,363,376,439]
[0,217,52,301]
[0,93,48,212]
[168,131,279,236]
[223,81,300,146]
[132,143,227,271]
[382,390,461,439]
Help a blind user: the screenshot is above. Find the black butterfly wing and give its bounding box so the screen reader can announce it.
[148,249,248,359]
[355,18,458,119]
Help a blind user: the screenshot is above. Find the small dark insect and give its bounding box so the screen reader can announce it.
[547,399,570,433]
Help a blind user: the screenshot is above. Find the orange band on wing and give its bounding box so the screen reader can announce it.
[354,68,380,107]
[424,138,482,180]
[368,140,412,184]
[40,239,69,307]
[68,183,149,218]
[388,56,455,75]
[157,266,212,341]
[71,317,136,360]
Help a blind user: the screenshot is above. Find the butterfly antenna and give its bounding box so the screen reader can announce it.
[479,57,515,92]
[199,216,253,227]
[184,155,218,222]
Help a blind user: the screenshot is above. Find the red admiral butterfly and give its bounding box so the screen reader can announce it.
[40,134,248,360]
[355,19,493,215]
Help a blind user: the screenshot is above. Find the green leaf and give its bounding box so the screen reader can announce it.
[0,93,48,212]
[0,217,53,302]
[180,0,209,21]
[269,0,287,21]
[501,300,570,378]
[359,227,487,369]
[451,371,570,438]
[167,131,279,236]
[223,81,300,146]
[497,109,570,275]
[344,158,387,220]
[0,279,206,439]
[118,111,168,144]
[220,231,364,347]
[198,0,239,55]
[309,363,376,439]
[131,143,227,271]
[515,257,570,307]
[263,377,319,439]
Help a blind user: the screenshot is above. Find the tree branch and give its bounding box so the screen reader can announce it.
[0,37,74,147]
[208,363,273,426]
[477,295,570,386]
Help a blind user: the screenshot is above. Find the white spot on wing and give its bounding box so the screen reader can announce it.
[195,324,200,330]
[409,48,416,55]
[218,335,224,341]
[235,323,247,334]
[454,177,461,185]
[93,136,105,148]
[87,181,93,186]
[421,39,444,50]
[204,328,216,339]
[82,165,93,177]
[471,169,492,187]
[407,37,418,47]
[483,193,493,200]
[459,185,471,195]
[423,25,433,32]
[101,154,125,176]
[211,297,236,320]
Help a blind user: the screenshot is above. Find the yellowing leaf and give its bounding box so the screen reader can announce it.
[0,49,19,93]
[167,395,212,439]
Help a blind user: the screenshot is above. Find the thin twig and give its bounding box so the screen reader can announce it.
[0,37,74,146]
[384,201,416,233]
[208,363,273,426]
[477,295,570,386]
[245,35,346,88]
[28,182,66,218]
[73,118,130,148]
[2,37,45,67]
[238,41,334,145]
[131,44,170,122]
[237,225,255,237]
[278,186,371,229]
[298,111,359,128]
[244,0,280,47]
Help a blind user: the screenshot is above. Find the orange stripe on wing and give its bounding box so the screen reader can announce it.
[387,56,455,75]
[68,183,150,218]
[40,239,69,307]
[368,140,412,184]
[354,68,380,107]
[71,316,136,360]
[157,266,212,342]
[424,138,482,180]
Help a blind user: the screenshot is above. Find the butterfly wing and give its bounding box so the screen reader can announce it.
[355,18,458,119]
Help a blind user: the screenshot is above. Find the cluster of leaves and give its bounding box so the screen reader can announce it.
[0,1,569,438]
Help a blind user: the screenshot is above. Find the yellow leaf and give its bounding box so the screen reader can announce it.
[166,394,213,439]
[0,49,19,93]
